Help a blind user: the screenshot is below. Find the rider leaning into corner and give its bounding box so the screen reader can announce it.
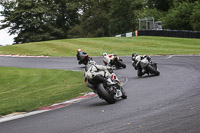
[102,52,115,66]
[76,49,88,64]
[84,60,113,89]
[131,53,151,76]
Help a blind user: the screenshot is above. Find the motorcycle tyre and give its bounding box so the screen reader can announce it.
[147,65,160,76]
[137,67,143,77]
[117,61,126,68]
[83,61,88,65]
[121,88,127,99]
[84,59,90,65]
[96,84,116,104]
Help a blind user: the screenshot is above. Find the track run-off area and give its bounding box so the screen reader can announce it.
[0,55,200,133]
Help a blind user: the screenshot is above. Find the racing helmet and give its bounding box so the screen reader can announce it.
[103,52,107,56]
[132,53,137,57]
[77,49,81,52]
[132,53,138,61]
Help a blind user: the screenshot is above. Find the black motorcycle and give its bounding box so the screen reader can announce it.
[84,69,127,104]
[77,52,91,65]
[132,55,160,77]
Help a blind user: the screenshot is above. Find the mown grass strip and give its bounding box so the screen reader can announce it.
[0,36,199,56]
[0,67,90,116]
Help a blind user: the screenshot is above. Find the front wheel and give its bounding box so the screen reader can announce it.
[121,87,127,99]
[96,84,116,104]
[146,65,160,76]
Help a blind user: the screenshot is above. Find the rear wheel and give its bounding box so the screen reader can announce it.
[97,84,116,104]
[84,57,90,65]
[147,65,160,76]
[117,61,126,68]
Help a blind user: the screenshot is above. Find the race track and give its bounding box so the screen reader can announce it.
[0,55,200,133]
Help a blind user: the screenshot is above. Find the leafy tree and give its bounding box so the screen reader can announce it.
[172,0,200,6]
[52,0,79,38]
[190,2,200,31]
[136,8,165,24]
[162,2,196,30]
[0,0,79,44]
[1,0,200,43]
[146,0,173,11]
[75,0,111,37]
[108,0,143,35]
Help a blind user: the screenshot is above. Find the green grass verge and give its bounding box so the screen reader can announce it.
[0,67,90,116]
[0,36,199,56]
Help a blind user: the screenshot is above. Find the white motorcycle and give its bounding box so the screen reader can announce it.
[84,68,127,104]
[132,55,160,77]
[103,54,126,69]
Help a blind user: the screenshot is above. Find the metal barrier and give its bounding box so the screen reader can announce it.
[138,30,200,38]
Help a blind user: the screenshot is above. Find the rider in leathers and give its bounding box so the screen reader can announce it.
[84,60,112,89]
[102,52,115,66]
[132,53,150,77]
[76,49,88,64]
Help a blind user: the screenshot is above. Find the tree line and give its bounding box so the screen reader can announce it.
[0,0,200,44]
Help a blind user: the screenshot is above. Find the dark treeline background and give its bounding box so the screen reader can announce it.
[0,0,200,44]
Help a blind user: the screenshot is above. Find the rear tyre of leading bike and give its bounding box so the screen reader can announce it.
[117,61,126,68]
[121,88,127,99]
[96,84,116,104]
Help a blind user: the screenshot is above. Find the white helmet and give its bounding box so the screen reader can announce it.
[77,49,81,52]
[103,52,107,56]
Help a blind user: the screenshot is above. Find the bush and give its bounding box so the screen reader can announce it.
[162,2,200,31]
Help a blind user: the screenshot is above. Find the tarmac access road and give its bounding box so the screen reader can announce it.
[0,55,200,133]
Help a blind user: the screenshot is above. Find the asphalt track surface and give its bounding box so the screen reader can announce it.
[0,55,200,133]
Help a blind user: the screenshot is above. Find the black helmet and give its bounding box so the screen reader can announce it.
[132,53,137,57]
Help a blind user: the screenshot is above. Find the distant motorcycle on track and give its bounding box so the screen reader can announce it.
[103,53,126,69]
[132,53,160,77]
[76,49,92,65]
